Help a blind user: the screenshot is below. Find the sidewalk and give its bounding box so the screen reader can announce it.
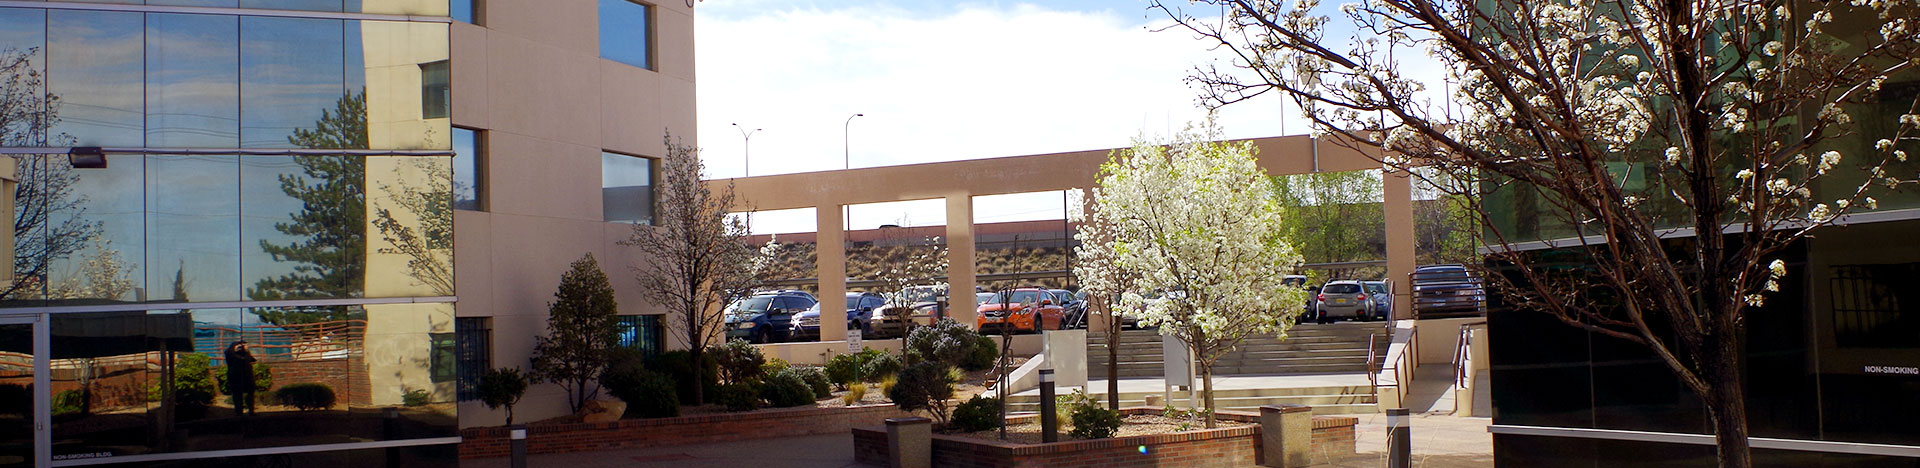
[459,433,870,468]
[1320,412,1494,468]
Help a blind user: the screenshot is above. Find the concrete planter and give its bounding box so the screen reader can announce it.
[460,403,912,459]
[851,407,1357,468]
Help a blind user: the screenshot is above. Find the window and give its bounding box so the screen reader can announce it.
[430,332,457,383]
[453,128,484,210]
[616,315,663,358]
[455,317,491,401]
[598,0,653,70]
[452,0,478,23]
[420,60,450,119]
[601,151,655,224]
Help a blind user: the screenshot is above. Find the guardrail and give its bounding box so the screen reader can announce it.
[1409,267,1488,319]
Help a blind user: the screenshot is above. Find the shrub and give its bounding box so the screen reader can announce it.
[878,376,897,398]
[713,383,759,412]
[478,367,530,425]
[904,319,985,369]
[861,352,902,382]
[825,353,863,388]
[1068,390,1122,439]
[780,366,832,398]
[950,395,1002,432]
[52,389,86,416]
[887,362,957,424]
[1056,388,1098,432]
[841,383,868,406]
[147,353,216,405]
[604,367,678,419]
[962,335,998,371]
[647,350,719,403]
[402,389,433,407]
[529,254,624,415]
[216,362,274,396]
[760,372,815,408]
[275,383,337,411]
[761,357,791,377]
[715,339,767,384]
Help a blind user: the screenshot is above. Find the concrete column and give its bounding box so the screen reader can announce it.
[944,195,977,328]
[885,417,933,468]
[1383,169,1416,320]
[1259,404,1313,467]
[818,205,847,342]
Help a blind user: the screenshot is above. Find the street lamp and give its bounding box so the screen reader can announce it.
[732,123,760,177]
[844,113,863,232]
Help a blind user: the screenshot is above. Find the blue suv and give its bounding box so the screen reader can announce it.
[791,292,884,341]
[724,291,817,343]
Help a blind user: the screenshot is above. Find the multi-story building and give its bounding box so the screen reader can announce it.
[0,1,695,466]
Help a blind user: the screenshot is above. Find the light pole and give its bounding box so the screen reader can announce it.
[843,113,863,232]
[732,123,760,177]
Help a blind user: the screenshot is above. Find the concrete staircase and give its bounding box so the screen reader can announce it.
[1085,322,1391,378]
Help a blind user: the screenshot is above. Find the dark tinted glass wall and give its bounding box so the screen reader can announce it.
[1490,220,1920,465]
[60,0,451,16]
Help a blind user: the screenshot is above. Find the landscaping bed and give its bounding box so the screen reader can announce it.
[852,408,1358,468]
[459,402,910,459]
[955,412,1255,444]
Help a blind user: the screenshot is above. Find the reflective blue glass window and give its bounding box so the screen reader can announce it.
[452,0,476,23]
[147,14,240,148]
[452,128,482,210]
[49,10,144,147]
[240,17,350,149]
[601,151,654,224]
[147,155,241,302]
[599,0,652,70]
[0,8,46,148]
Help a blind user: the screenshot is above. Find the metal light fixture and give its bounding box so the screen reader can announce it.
[68,147,106,169]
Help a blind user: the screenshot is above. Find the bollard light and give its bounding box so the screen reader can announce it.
[1039,368,1058,443]
[1387,408,1411,468]
[510,424,529,468]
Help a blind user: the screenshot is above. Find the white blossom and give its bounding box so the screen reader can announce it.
[1768,259,1787,278]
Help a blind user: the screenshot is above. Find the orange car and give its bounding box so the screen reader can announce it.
[975,288,1065,334]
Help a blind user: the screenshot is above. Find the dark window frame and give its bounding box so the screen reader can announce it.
[455,317,491,401]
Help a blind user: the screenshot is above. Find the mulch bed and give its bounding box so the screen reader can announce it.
[951,414,1253,444]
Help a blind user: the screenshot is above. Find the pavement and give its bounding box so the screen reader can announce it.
[459,434,870,468]
[1000,372,1377,398]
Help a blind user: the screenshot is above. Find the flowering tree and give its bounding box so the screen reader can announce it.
[1070,204,1142,410]
[1086,123,1309,428]
[1153,0,1917,464]
[625,134,762,406]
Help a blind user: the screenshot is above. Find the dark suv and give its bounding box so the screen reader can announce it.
[790,292,883,341]
[724,290,817,343]
[1410,265,1485,317]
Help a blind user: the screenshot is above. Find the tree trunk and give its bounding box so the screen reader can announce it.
[1107,327,1120,410]
[1201,363,1217,429]
[691,346,706,406]
[1706,340,1752,468]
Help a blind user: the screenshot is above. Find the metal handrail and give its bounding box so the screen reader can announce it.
[1453,320,1487,388]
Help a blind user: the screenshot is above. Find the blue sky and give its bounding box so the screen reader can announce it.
[695,1,1416,233]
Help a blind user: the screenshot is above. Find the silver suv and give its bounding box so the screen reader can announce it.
[1314,280,1371,323]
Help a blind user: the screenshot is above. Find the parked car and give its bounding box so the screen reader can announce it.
[1051,289,1089,329]
[724,290,816,343]
[791,292,883,341]
[1315,281,1371,323]
[1302,283,1323,320]
[975,288,1066,334]
[1361,280,1391,321]
[1410,265,1485,317]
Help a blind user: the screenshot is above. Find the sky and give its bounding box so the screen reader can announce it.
[694,1,1421,233]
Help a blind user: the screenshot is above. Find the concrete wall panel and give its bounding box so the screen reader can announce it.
[453,210,495,317]
[450,22,491,129]
[483,0,597,54]
[599,61,663,156]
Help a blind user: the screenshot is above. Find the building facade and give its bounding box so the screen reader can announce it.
[0,0,694,466]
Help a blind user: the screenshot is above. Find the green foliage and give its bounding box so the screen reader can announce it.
[950,395,1002,433]
[604,366,679,419]
[52,389,85,416]
[825,353,863,388]
[402,389,432,407]
[713,383,759,412]
[715,339,766,384]
[841,383,868,406]
[248,92,372,325]
[216,362,274,396]
[147,353,216,409]
[760,357,791,378]
[647,350,719,403]
[530,253,624,414]
[861,351,902,381]
[478,367,530,425]
[905,319,986,369]
[275,383,337,411]
[1069,401,1123,439]
[778,366,832,398]
[760,371,815,408]
[962,335,998,371]
[887,362,957,424]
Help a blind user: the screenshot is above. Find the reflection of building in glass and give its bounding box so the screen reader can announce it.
[0,1,480,467]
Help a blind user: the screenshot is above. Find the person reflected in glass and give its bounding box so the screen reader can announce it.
[224,341,257,416]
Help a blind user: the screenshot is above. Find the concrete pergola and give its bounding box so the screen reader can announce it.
[723,134,1417,342]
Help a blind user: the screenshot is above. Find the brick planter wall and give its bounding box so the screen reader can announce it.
[852,408,1360,468]
[459,403,912,459]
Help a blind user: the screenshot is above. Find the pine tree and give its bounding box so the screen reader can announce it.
[530,253,624,414]
[247,91,369,325]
